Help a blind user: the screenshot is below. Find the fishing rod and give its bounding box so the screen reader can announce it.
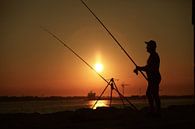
[40,26,137,111]
[80,0,148,80]
[40,26,108,83]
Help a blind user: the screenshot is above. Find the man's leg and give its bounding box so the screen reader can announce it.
[146,86,154,112]
[153,85,161,113]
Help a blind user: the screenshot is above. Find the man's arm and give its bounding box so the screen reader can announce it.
[136,65,148,71]
[133,65,148,75]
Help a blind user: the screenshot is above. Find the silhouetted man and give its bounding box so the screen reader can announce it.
[134,40,161,114]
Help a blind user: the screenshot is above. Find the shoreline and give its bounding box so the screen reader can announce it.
[0,95,193,102]
[0,104,194,129]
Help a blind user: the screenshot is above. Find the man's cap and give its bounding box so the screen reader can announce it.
[145,40,156,48]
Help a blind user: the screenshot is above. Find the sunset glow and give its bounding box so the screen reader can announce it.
[0,0,193,96]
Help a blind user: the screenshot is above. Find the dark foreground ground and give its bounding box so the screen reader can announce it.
[0,104,194,129]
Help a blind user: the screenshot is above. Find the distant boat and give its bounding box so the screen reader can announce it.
[87,91,96,100]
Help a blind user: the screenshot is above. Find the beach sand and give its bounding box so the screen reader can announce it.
[0,104,194,129]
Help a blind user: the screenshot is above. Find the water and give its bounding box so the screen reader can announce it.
[0,98,193,114]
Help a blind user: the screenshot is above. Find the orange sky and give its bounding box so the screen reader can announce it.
[0,0,194,96]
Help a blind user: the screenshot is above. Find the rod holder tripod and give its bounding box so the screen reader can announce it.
[92,78,137,111]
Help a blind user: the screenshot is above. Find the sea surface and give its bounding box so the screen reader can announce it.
[0,97,193,114]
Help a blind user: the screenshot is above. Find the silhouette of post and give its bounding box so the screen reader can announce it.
[121,83,130,96]
[193,0,195,104]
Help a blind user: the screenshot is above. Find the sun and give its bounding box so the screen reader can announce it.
[94,63,104,73]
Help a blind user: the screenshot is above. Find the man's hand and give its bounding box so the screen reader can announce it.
[133,68,138,75]
[134,66,142,75]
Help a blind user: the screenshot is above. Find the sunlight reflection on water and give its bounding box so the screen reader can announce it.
[0,98,193,113]
[89,100,109,109]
